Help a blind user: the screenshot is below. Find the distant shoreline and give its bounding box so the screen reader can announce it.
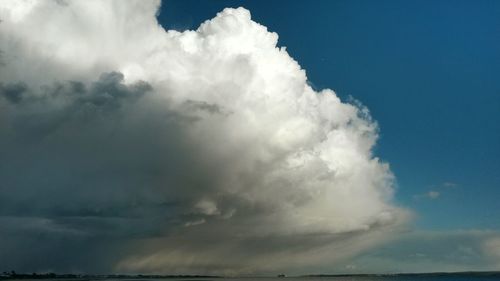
[1,271,500,280]
[0,275,222,280]
[303,271,500,277]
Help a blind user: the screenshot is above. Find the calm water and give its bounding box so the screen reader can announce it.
[61,276,500,281]
[197,277,499,281]
[162,277,500,281]
[11,277,500,281]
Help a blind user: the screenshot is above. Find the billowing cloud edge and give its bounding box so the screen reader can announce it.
[0,0,412,274]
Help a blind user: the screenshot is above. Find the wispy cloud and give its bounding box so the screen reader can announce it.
[443,182,458,188]
[413,181,459,201]
[413,190,440,200]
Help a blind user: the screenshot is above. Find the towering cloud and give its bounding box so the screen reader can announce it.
[0,0,409,274]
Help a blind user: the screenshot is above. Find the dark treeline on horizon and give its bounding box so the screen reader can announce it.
[0,272,221,280]
[1,271,500,279]
[305,271,500,277]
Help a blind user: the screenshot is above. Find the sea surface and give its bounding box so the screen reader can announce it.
[177,277,498,281]
[8,277,500,281]
[151,277,499,281]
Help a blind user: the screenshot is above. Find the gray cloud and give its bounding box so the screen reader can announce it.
[1,82,27,103]
[2,72,150,139]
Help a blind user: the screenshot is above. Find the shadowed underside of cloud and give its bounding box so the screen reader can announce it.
[0,0,411,274]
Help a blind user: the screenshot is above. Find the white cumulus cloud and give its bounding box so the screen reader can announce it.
[0,0,410,274]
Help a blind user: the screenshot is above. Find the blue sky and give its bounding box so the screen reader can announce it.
[160,0,500,231]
